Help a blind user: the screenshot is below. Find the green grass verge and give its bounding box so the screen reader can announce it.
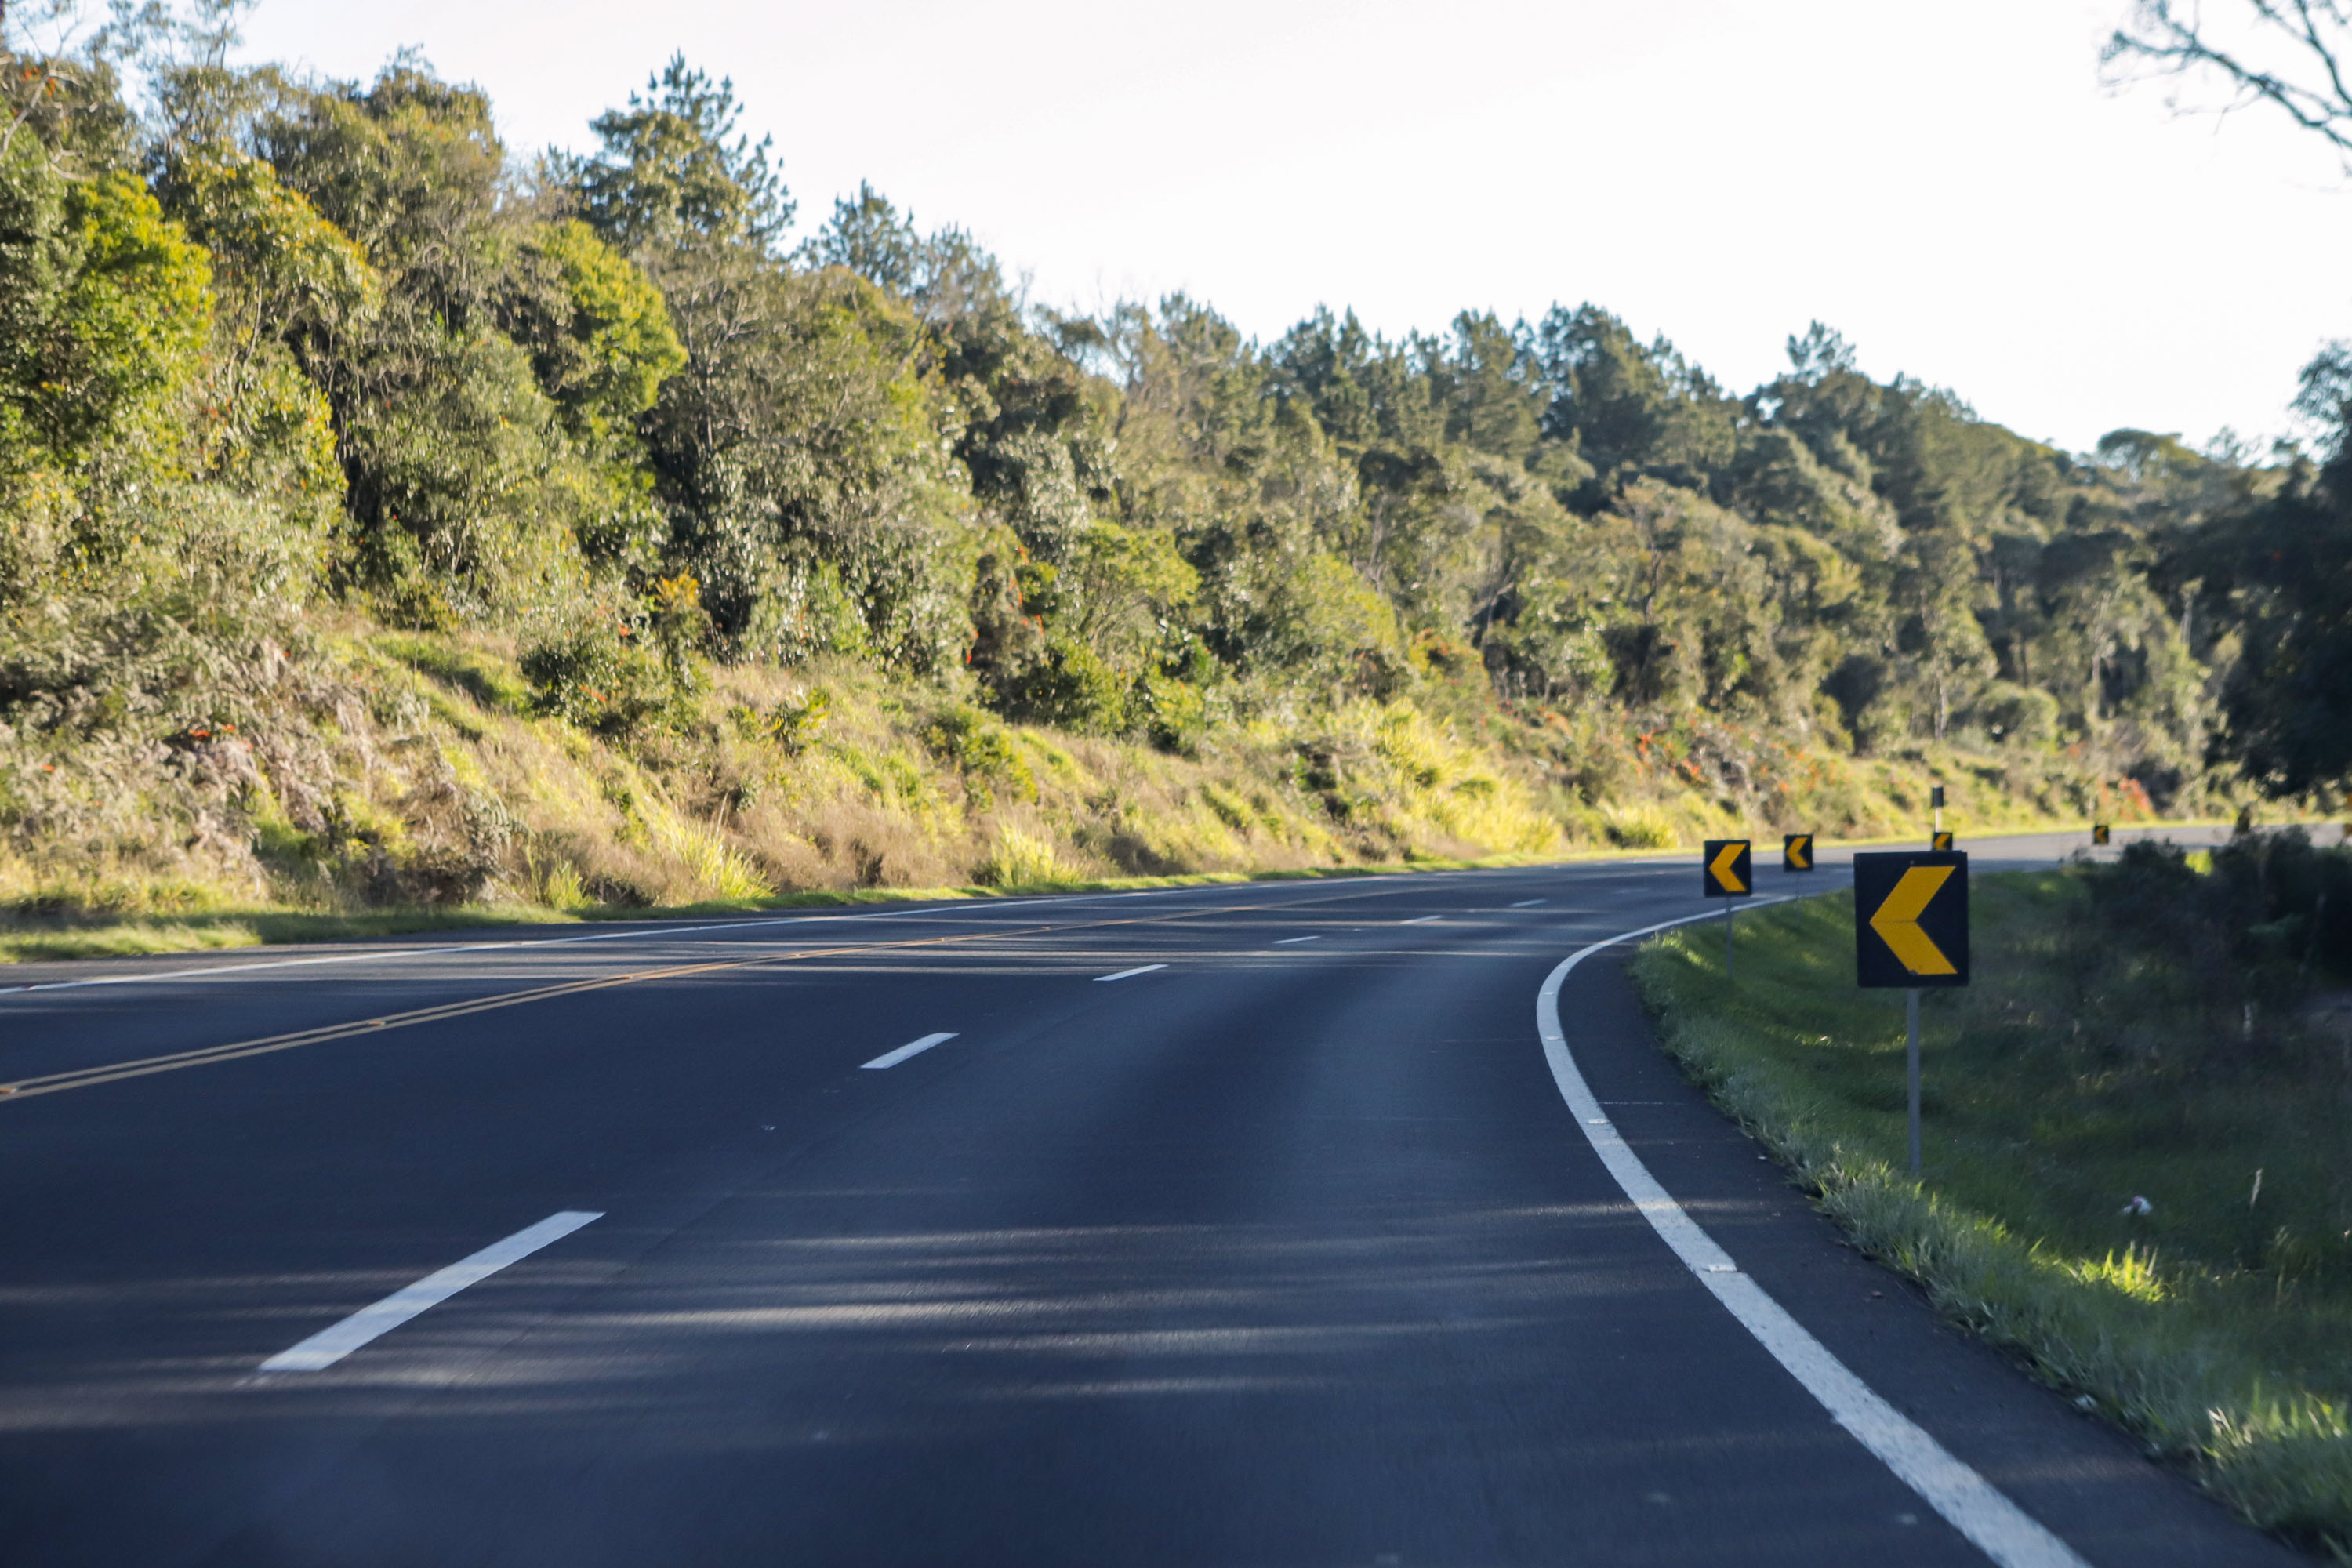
[0,848,1579,963]
[0,905,584,963]
[1631,876,2352,1559]
[4,815,2280,967]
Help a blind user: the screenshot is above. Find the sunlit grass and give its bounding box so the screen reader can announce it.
[0,849,1588,962]
[0,903,583,962]
[1632,875,2352,1555]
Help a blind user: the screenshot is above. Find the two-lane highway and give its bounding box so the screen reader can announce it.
[0,844,2299,1564]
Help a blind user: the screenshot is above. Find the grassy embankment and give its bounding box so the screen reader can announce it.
[1632,840,2352,1555]
[0,625,2200,964]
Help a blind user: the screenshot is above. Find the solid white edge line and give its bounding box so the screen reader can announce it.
[2,857,1718,1000]
[1093,964,1167,982]
[1537,904,2086,1568]
[1399,915,1442,925]
[861,1031,958,1069]
[1509,898,1546,908]
[1,894,1147,997]
[259,1210,602,1373]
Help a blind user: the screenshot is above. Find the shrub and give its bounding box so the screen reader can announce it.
[771,686,833,753]
[975,825,1065,887]
[1129,671,1205,755]
[519,624,671,735]
[987,632,1127,734]
[2074,830,2352,1047]
[1975,681,2060,747]
[921,703,1036,811]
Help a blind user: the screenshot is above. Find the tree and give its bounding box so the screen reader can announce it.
[2187,459,2352,791]
[563,56,790,256]
[0,143,216,610]
[1529,304,1735,491]
[2104,1,2352,172]
[2107,2,2352,795]
[568,71,977,669]
[253,61,678,619]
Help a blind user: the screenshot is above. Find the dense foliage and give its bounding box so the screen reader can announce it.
[2,9,2343,913]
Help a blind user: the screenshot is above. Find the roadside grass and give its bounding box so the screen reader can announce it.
[0,827,2284,967]
[0,848,1577,964]
[0,905,579,963]
[1632,872,2352,1557]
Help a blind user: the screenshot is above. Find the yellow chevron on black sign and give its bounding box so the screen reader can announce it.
[1701,839,1751,898]
[1931,830,1955,851]
[1783,833,1814,872]
[2092,823,2111,846]
[1854,851,1969,989]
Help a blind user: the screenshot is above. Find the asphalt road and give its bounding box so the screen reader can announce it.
[0,829,2307,1566]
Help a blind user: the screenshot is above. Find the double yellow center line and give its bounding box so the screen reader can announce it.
[0,903,1259,1105]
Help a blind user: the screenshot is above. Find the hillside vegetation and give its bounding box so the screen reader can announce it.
[5,9,2341,950]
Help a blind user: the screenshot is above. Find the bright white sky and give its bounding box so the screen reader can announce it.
[237,0,2350,456]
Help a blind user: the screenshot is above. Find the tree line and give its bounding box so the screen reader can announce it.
[4,7,2347,813]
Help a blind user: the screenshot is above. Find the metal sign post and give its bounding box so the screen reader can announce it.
[1854,850,1969,1177]
[1701,839,1752,982]
[1906,987,1922,1174]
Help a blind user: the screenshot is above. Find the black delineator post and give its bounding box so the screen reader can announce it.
[1906,987,1922,1175]
[1725,901,1734,982]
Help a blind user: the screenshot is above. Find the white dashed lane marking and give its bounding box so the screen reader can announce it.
[260,1211,602,1374]
[861,1033,959,1069]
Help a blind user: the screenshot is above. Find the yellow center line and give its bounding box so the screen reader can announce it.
[0,902,1268,1104]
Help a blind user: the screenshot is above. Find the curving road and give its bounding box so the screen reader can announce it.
[0,829,2300,1565]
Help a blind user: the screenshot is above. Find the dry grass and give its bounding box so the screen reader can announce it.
[0,627,2229,961]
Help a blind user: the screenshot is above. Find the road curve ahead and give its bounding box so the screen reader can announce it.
[0,837,2299,1566]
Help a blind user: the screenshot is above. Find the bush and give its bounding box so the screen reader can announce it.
[518,623,671,735]
[2074,829,2352,1060]
[769,686,833,753]
[1129,671,1205,755]
[986,632,1127,734]
[1974,681,2060,747]
[921,703,1036,811]
[974,825,1065,887]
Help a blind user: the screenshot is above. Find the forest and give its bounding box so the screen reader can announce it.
[3,6,2348,932]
